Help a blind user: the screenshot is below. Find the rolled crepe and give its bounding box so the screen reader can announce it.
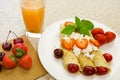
[78,53,96,72]
[62,48,81,72]
[91,50,111,72]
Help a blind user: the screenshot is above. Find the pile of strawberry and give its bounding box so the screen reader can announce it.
[91,27,116,45]
[0,31,32,72]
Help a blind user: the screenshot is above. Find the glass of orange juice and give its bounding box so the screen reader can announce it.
[21,0,45,38]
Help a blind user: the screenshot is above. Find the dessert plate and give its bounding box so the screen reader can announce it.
[38,18,120,80]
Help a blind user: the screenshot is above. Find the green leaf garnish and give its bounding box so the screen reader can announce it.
[75,16,81,28]
[80,20,94,30]
[61,25,76,35]
[61,16,94,36]
[78,27,90,36]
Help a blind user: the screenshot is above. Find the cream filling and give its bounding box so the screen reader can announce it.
[61,32,99,60]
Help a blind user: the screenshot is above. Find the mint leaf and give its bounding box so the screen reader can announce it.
[78,27,90,36]
[61,25,76,35]
[80,20,94,30]
[75,16,81,28]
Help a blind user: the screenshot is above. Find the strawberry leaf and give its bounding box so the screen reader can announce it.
[9,55,17,62]
[61,25,76,35]
[16,53,24,58]
[15,48,25,54]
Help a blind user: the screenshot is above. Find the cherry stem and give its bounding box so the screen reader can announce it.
[9,30,18,39]
[5,30,11,42]
[5,30,18,42]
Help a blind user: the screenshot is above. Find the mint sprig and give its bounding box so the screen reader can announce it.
[61,25,76,35]
[80,20,94,30]
[61,16,94,36]
[75,16,81,28]
[78,27,90,36]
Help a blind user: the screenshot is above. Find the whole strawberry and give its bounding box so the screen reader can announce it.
[12,43,28,58]
[105,31,116,43]
[18,54,32,70]
[103,53,113,62]
[2,54,17,69]
[94,34,107,45]
[91,27,104,37]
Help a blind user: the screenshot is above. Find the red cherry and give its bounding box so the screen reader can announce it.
[9,30,24,44]
[2,31,12,51]
[83,66,95,76]
[67,64,79,73]
[54,49,63,59]
[103,53,113,62]
[96,67,108,75]
[14,38,24,44]
[0,52,5,61]
[2,42,12,51]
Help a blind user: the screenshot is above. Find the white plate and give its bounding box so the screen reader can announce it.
[38,19,120,80]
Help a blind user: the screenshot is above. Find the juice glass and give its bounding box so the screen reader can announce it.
[21,0,45,38]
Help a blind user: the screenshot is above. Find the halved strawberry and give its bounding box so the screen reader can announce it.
[90,39,101,48]
[2,54,17,69]
[64,22,75,26]
[12,43,28,58]
[18,54,32,70]
[61,38,75,50]
[75,38,88,50]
